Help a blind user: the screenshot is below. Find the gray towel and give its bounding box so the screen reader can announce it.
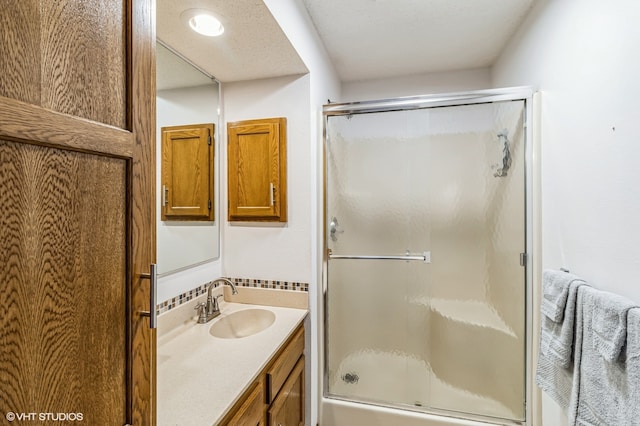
[539,272,586,368]
[569,286,639,425]
[536,271,586,409]
[622,308,640,422]
[542,269,586,323]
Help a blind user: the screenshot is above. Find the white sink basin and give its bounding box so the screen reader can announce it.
[209,309,276,339]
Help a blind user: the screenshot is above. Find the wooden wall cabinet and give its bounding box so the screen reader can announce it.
[220,325,305,426]
[161,123,214,221]
[227,117,287,222]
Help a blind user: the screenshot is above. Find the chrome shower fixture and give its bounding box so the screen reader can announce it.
[329,216,344,242]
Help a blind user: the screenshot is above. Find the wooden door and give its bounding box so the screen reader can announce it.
[0,1,155,425]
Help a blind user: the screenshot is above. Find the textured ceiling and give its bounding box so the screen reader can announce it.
[156,0,308,82]
[157,0,537,85]
[302,0,537,82]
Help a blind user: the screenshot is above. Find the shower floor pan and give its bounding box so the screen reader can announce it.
[326,350,521,425]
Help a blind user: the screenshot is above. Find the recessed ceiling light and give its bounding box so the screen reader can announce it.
[181,9,224,37]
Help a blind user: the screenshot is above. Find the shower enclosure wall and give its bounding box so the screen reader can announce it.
[323,89,533,425]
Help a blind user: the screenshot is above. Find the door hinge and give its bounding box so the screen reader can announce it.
[520,252,528,267]
[208,135,212,145]
[162,185,168,207]
[208,199,212,210]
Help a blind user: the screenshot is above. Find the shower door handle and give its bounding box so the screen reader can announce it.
[329,250,431,263]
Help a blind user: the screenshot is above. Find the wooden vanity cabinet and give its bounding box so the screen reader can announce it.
[267,357,304,426]
[219,325,304,426]
[226,381,265,426]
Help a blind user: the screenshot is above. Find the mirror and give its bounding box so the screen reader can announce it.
[156,42,220,275]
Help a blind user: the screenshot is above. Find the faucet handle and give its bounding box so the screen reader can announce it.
[194,302,207,323]
[212,294,224,311]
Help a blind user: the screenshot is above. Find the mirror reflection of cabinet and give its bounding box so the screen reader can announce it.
[156,42,220,275]
[161,123,214,221]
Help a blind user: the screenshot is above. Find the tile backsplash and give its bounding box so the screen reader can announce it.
[157,277,309,315]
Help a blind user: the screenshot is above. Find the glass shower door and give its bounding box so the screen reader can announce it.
[325,100,526,422]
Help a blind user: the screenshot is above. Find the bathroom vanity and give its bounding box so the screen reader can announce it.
[157,293,307,425]
[220,325,304,425]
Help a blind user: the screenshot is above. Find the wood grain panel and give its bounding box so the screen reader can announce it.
[238,130,272,206]
[0,139,128,423]
[40,0,128,129]
[171,131,206,206]
[0,0,41,104]
[0,1,128,129]
[267,357,305,426]
[0,0,156,423]
[266,327,304,403]
[227,117,287,222]
[161,124,214,220]
[227,381,266,426]
[129,0,157,423]
[0,97,134,158]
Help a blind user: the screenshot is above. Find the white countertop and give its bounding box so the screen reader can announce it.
[157,294,308,426]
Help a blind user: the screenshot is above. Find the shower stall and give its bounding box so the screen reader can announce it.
[322,89,533,425]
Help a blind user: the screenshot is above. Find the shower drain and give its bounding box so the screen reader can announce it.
[341,372,359,384]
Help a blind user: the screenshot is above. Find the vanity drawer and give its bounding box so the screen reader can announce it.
[266,326,304,403]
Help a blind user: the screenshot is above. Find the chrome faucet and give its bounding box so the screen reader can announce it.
[194,278,239,324]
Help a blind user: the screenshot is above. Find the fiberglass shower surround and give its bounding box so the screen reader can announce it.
[324,93,529,424]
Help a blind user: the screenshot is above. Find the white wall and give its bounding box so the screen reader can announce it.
[493,1,640,424]
[342,68,491,101]
[222,74,312,281]
[247,2,341,425]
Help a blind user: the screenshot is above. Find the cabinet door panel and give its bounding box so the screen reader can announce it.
[227,117,286,222]
[161,123,214,220]
[268,356,304,426]
[267,327,304,403]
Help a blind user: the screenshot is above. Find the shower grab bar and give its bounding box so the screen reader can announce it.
[328,251,431,263]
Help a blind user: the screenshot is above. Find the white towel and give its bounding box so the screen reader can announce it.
[569,286,639,425]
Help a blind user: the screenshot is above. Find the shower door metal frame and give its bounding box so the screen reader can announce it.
[321,86,536,426]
